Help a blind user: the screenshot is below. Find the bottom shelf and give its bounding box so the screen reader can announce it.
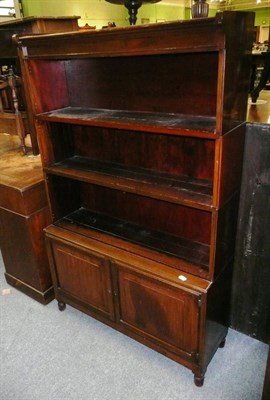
[56,207,210,270]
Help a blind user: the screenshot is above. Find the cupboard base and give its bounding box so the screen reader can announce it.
[55,297,227,387]
[45,226,229,387]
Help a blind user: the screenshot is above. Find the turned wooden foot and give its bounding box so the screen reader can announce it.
[194,374,204,387]
[58,301,66,311]
[219,338,226,348]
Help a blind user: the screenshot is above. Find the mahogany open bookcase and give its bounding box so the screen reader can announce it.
[16,11,254,386]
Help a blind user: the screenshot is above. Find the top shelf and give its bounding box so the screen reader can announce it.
[16,12,254,60]
[37,107,216,138]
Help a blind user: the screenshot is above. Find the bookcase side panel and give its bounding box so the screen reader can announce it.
[222,12,255,133]
[215,125,246,208]
[26,59,70,114]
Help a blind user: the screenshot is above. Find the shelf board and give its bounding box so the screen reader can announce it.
[56,208,210,270]
[37,107,216,138]
[47,156,213,210]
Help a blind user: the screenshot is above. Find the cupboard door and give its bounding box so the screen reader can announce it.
[50,240,114,319]
[117,268,201,357]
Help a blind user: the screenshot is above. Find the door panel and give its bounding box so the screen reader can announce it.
[117,268,200,355]
[51,241,114,318]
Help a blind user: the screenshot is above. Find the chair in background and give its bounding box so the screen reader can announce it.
[0,68,27,154]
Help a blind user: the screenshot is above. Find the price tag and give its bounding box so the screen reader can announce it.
[178,275,187,282]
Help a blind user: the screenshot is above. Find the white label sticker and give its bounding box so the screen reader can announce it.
[178,275,187,282]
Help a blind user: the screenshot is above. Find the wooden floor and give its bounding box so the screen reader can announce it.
[247,90,270,124]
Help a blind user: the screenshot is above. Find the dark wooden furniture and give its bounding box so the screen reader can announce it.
[0,134,53,304]
[17,11,254,385]
[0,16,80,154]
[231,122,270,343]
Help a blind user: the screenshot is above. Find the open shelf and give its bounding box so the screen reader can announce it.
[56,207,210,270]
[37,107,217,138]
[46,156,213,210]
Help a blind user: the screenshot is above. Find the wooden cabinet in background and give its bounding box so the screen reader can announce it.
[0,134,53,304]
[0,16,80,154]
[17,11,254,385]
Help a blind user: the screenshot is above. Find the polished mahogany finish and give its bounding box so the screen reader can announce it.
[0,134,53,304]
[0,16,80,154]
[17,11,254,385]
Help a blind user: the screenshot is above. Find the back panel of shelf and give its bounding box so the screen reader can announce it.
[41,121,215,209]
[38,120,245,210]
[29,52,219,124]
[65,54,218,118]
